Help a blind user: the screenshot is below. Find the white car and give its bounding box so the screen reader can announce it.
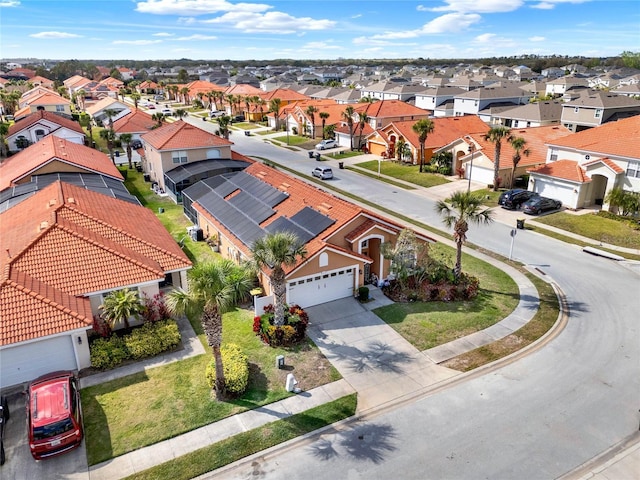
[312,166,333,180]
[209,110,226,118]
[315,139,337,150]
[160,108,173,116]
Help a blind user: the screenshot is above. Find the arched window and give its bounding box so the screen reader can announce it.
[319,252,328,267]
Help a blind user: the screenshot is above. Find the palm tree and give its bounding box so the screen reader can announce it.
[99,128,117,163]
[152,112,166,127]
[76,89,87,110]
[356,111,369,150]
[174,108,188,119]
[319,111,330,139]
[119,133,134,169]
[484,126,513,191]
[256,97,266,122]
[130,92,141,109]
[166,260,253,398]
[508,136,530,189]
[412,118,435,173]
[103,108,118,129]
[435,191,494,279]
[250,232,307,327]
[217,115,231,139]
[269,98,282,130]
[0,122,9,158]
[342,105,355,151]
[305,105,318,139]
[100,288,143,330]
[180,87,190,105]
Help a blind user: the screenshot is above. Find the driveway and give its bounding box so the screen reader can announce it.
[0,390,88,480]
[305,295,460,413]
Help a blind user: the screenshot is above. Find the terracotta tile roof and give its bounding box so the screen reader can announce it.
[344,219,376,242]
[545,115,640,159]
[224,84,263,96]
[528,159,591,183]
[354,99,430,118]
[0,136,123,191]
[113,109,157,134]
[142,120,233,151]
[0,272,93,346]
[583,157,624,173]
[85,97,125,116]
[260,88,311,102]
[22,91,70,106]
[473,125,573,169]
[7,109,85,137]
[0,181,191,296]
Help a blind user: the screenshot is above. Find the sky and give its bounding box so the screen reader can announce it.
[1,0,639,61]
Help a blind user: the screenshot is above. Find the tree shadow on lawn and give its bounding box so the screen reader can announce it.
[231,362,269,407]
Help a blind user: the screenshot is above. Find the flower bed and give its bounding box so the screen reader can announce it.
[383,272,479,303]
[253,304,309,347]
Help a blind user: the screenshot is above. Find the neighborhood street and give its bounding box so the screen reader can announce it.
[192,120,640,479]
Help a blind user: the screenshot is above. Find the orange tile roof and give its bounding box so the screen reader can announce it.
[260,88,311,102]
[224,84,263,96]
[545,115,640,159]
[473,125,573,169]
[7,109,85,137]
[113,109,157,134]
[23,91,70,106]
[142,120,233,150]
[583,157,624,173]
[0,136,123,191]
[528,159,591,183]
[353,99,430,118]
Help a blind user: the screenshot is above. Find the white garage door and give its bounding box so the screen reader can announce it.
[287,267,356,308]
[0,335,77,389]
[533,179,571,204]
[469,165,494,185]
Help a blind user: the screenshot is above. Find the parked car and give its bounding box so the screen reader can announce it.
[315,139,337,150]
[312,166,333,180]
[522,196,562,215]
[130,139,143,149]
[498,189,538,210]
[154,95,165,101]
[27,371,83,460]
[160,108,173,116]
[208,110,226,118]
[1,395,9,465]
[147,104,156,109]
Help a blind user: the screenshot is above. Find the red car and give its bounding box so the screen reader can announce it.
[27,371,83,460]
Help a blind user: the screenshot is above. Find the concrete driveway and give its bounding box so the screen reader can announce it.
[0,390,88,480]
[305,295,460,413]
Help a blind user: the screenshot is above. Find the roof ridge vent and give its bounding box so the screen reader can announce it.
[39,221,49,231]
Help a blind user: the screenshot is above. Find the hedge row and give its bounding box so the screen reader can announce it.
[90,319,181,370]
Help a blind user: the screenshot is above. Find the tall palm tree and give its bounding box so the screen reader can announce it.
[305,105,318,139]
[250,232,307,327]
[342,105,355,151]
[412,118,435,173]
[269,98,282,130]
[100,288,142,330]
[174,108,188,119]
[508,136,530,189]
[119,133,133,169]
[166,260,253,398]
[217,115,232,139]
[103,108,118,129]
[0,122,9,158]
[256,97,266,122]
[130,92,141,109]
[319,111,330,139]
[356,111,369,150]
[484,126,513,191]
[435,191,494,279]
[99,128,117,163]
[152,112,166,127]
[180,87,190,105]
[76,89,87,110]
[226,94,236,115]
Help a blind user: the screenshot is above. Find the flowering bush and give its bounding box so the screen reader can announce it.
[255,304,309,347]
[140,292,171,323]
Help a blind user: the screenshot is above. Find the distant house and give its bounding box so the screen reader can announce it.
[184,161,436,308]
[85,97,131,126]
[560,91,640,132]
[12,91,72,120]
[528,115,640,210]
[140,120,253,202]
[490,101,563,129]
[414,86,465,117]
[453,86,533,119]
[6,110,85,152]
[112,109,157,146]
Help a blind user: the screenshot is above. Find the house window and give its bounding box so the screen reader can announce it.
[626,160,640,178]
[361,239,369,249]
[550,147,558,161]
[172,150,188,164]
[594,109,603,118]
[319,252,328,267]
[56,105,65,112]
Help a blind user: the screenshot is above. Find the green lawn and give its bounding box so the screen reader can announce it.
[82,308,340,465]
[534,212,640,249]
[354,160,451,188]
[374,253,519,350]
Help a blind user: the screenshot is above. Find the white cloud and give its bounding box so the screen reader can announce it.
[112,39,163,45]
[153,32,174,36]
[30,31,82,39]
[531,0,591,9]
[176,34,217,40]
[136,0,270,15]
[472,33,516,48]
[474,33,496,43]
[529,36,545,42]
[0,1,20,7]
[203,11,335,34]
[420,13,480,33]
[430,0,524,13]
[301,41,342,50]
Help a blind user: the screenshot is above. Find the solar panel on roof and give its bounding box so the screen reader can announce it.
[290,206,335,236]
[265,217,313,244]
[228,191,275,224]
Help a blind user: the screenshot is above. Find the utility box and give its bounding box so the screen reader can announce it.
[190,228,204,241]
[286,373,300,393]
[276,355,285,369]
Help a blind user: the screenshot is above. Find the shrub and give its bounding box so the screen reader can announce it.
[89,319,181,370]
[205,344,249,395]
[256,304,309,347]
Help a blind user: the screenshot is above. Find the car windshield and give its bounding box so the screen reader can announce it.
[33,418,74,440]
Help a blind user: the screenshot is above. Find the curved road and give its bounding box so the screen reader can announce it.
[190,120,640,479]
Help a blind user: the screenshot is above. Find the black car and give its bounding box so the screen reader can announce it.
[130,139,143,149]
[498,189,538,210]
[0,395,9,465]
[522,196,562,215]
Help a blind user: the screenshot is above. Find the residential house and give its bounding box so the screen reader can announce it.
[545,74,589,97]
[140,120,253,202]
[6,110,86,152]
[560,91,640,132]
[613,83,640,98]
[490,101,563,128]
[358,80,427,102]
[12,90,72,120]
[85,97,131,127]
[0,181,192,388]
[414,86,465,117]
[528,115,640,210]
[453,85,534,119]
[183,161,436,308]
[112,109,157,145]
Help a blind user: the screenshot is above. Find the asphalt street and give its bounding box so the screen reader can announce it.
[193,120,640,480]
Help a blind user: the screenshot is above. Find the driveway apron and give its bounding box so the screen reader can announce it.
[305,295,460,413]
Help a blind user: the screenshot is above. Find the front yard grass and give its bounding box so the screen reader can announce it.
[374,253,518,350]
[533,211,640,249]
[354,160,451,188]
[81,308,340,465]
